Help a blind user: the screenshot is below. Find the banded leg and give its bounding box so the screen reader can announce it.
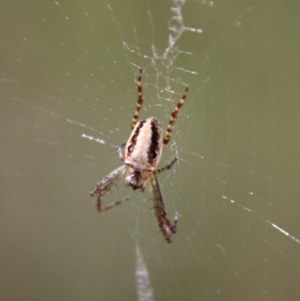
[154,157,177,175]
[117,143,126,161]
[132,69,144,129]
[89,165,129,212]
[163,87,188,146]
[95,196,131,212]
[150,176,178,243]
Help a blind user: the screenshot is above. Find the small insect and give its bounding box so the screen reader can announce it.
[90,69,188,243]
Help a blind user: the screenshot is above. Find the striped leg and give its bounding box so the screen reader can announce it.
[154,157,177,175]
[131,69,144,129]
[163,87,188,146]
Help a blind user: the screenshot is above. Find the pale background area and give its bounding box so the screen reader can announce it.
[1,1,300,301]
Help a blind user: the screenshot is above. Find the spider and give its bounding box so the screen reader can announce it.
[90,69,188,243]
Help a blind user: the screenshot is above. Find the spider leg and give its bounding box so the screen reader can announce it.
[95,196,131,212]
[117,143,126,161]
[149,176,178,243]
[163,87,188,147]
[154,157,177,175]
[132,69,144,129]
[164,212,179,239]
[90,165,128,212]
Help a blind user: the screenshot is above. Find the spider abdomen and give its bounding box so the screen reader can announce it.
[125,117,163,171]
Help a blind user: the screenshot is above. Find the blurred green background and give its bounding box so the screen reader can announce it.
[1,1,300,300]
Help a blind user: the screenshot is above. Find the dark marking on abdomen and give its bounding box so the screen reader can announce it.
[148,120,160,164]
[127,119,146,154]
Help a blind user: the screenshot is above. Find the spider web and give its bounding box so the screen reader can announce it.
[1,0,300,300]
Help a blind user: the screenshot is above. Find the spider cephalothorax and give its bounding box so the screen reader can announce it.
[125,170,145,190]
[90,69,188,243]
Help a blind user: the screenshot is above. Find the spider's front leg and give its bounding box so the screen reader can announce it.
[164,212,179,241]
[89,165,129,212]
[150,176,178,243]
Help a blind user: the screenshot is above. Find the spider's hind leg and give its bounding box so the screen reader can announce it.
[117,143,126,161]
[131,69,144,129]
[163,87,188,147]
